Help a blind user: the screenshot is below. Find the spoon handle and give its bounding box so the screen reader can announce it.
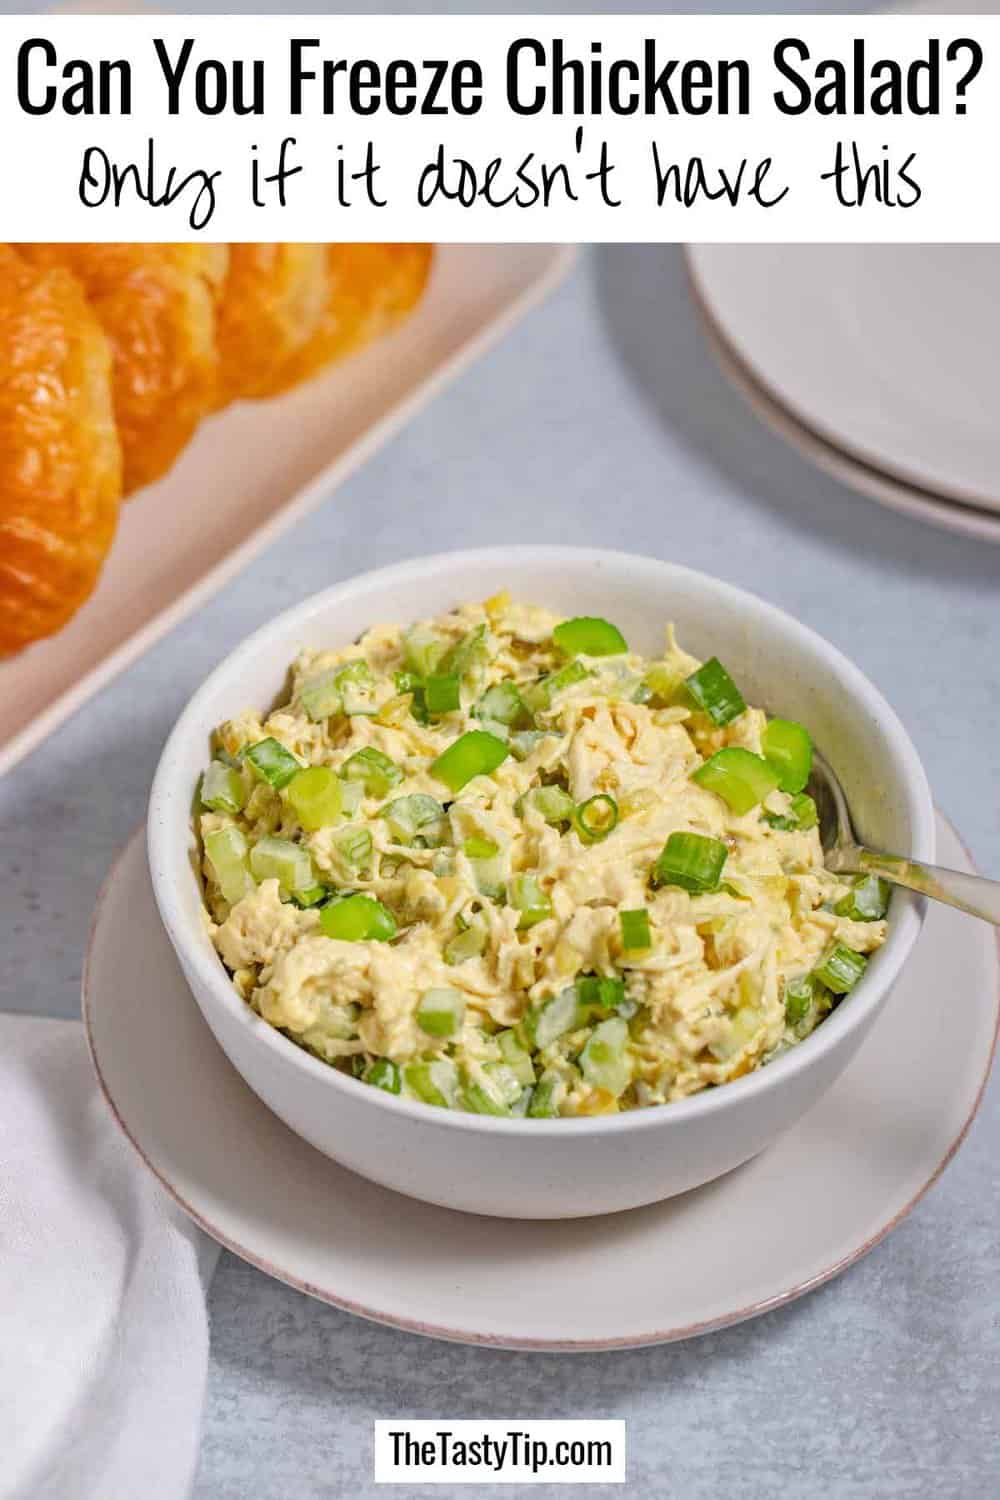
[853,847,1000,927]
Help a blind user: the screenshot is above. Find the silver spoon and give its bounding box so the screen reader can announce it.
[809,751,1000,925]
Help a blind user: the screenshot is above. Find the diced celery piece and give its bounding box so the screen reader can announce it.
[320,893,396,942]
[285,766,342,831]
[463,836,499,860]
[533,987,585,1049]
[835,876,890,922]
[442,623,488,679]
[246,737,302,789]
[518,785,574,824]
[507,873,551,930]
[509,730,547,761]
[784,975,815,1027]
[462,1082,509,1116]
[204,826,253,905]
[334,826,373,868]
[290,884,330,909]
[475,681,527,728]
[527,1072,564,1118]
[444,922,486,965]
[249,835,315,894]
[416,987,465,1038]
[814,942,867,994]
[579,1017,632,1096]
[497,1029,536,1086]
[576,975,626,1012]
[299,669,343,721]
[403,626,447,678]
[404,1058,458,1108]
[382,793,447,846]
[366,1058,401,1094]
[200,760,246,814]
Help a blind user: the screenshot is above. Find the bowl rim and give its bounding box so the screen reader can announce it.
[147,545,935,1138]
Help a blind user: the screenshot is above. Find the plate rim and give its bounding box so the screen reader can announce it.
[685,244,1000,524]
[0,244,578,781]
[82,817,999,1352]
[686,251,1000,546]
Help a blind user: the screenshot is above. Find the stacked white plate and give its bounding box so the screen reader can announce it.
[686,243,1000,544]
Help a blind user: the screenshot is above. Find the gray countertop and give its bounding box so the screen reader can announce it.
[2,240,998,1499]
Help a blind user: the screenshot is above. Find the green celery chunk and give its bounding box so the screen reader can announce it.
[518,785,574,824]
[642,663,685,705]
[509,730,547,761]
[404,1058,458,1108]
[463,836,499,860]
[249,835,314,893]
[416,987,465,1038]
[527,1071,565,1118]
[334,826,373,868]
[403,625,448,678]
[285,765,342,831]
[577,974,626,1012]
[381,793,447,846]
[204,826,253,905]
[444,922,487,965]
[290,883,330,909]
[693,747,781,815]
[764,792,819,832]
[619,908,651,951]
[813,942,868,994]
[200,760,246,814]
[684,658,746,726]
[835,876,891,922]
[507,873,551,930]
[246,737,302,789]
[532,987,585,1049]
[366,1058,401,1094]
[651,831,728,893]
[424,674,461,716]
[320,893,397,942]
[579,1017,632,1096]
[462,1062,523,1116]
[475,681,528,728]
[298,668,343,721]
[497,1029,536,1086]
[340,747,403,798]
[762,718,814,794]
[442,623,488,679]
[431,731,509,793]
[552,616,628,657]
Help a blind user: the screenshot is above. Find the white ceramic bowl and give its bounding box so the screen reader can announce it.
[148,548,935,1219]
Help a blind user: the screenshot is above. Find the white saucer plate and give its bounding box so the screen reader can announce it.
[690,281,1000,546]
[686,242,1000,516]
[84,816,997,1350]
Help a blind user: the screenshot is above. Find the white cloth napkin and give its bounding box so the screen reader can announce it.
[0,1014,219,1500]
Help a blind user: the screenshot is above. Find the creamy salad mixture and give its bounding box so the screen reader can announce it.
[195,595,889,1118]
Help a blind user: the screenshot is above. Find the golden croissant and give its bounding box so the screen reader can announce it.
[0,242,432,658]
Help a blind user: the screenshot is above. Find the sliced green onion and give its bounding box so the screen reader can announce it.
[416,987,465,1038]
[404,1058,458,1109]
[290,883,331,909]
[579,1017,632,1096]
[366,1058,401,1094]
[475,681,527,727]
[651,831,728,893]
[497,1029,536,1087]
[762,718,813,794]
[463,835,499,860]
[381,793,447,846]
[320,893,397,942]
[684,658,746,726]
[784,975,815,1027]
[532,987,584,1048]
[619,908,651,951]
[249,834,315,894]
[553,616,628,658]
[340,747,403,798]
[334,826,373,867]
[521,660,589,714]
[574,793,619,842]
[431,730,509,793]
[577,974,626,1012]
[518,785,574,825]
[203,826,254,905]
[692,747,780,816]
[424,674,461,716]
[835,876,891,922]
[403,625,447,678]
[507,873,552,930]
[442,623,487,679]
[285,765,343,831]
[444,922,487,965]
[200,760,246,814]
[813,942,868,994]
[245,737,302,789]
[764,792,819,832]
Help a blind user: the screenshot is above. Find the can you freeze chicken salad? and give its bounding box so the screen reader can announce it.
[195,596,889,1119]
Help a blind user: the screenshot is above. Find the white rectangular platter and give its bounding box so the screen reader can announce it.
[0,244,575,777]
